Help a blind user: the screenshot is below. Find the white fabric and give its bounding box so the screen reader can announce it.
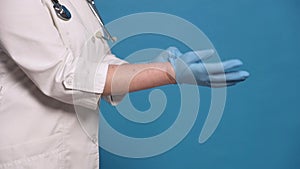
[0,0,126,168]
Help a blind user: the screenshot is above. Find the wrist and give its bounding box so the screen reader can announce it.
[165,62,176,84]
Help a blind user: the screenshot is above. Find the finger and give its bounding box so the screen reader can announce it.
[223,59,243,71]
[208,82,237,88]
[208,71,250,83]
[204,62,224,74]
[204,59,243,74]
[180,49,214,64]
[226,71,250,82]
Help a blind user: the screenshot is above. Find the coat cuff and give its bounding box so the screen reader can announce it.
[62,61,110,110]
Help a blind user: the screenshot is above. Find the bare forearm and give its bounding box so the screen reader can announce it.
[102,62,176,96]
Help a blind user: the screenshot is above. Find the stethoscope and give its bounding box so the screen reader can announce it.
[51,0,117,43]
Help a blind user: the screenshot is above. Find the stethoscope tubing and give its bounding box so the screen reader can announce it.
[86,0,117,42]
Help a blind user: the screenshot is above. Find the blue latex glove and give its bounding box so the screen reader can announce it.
[155,47,250,87]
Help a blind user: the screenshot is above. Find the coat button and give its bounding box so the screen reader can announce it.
[66,78,73,86]
[95,31,103,39]
[0,86,3,98]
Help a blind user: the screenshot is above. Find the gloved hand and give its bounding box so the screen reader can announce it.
[154,47,250,87]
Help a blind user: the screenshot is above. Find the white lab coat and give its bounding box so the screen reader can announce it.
[0,0,126,168]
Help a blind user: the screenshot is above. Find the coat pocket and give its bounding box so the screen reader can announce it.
[0,133,66,169]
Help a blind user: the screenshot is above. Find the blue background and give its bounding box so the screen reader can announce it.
[96,0,300,169]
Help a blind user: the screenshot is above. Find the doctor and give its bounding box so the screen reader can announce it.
[0,0,249,169]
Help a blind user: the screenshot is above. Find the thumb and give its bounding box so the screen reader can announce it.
[180,49,215,64]
[166,47,182,57]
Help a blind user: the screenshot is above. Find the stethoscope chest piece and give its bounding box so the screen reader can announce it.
[52,0,72,21]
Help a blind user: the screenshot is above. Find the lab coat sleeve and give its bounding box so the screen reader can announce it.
[0,0,117,109]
